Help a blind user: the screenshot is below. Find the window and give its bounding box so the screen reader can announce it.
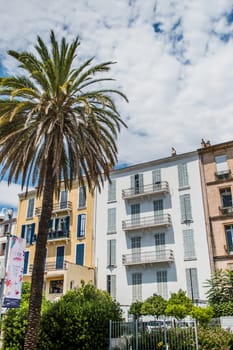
[215,155,229,176]
[220,188,232,208]
[178,163,189,189]
[77,214,86,238]
[49,280,63,294]
[180,194,193,223]
[185,268,200,301]
[107,239,116,267]
[107,275,116,299]
[49,216,70,239]
[152,169,162,190]
[78,187,86,208]
[131,174,144,194]
[76,243,84,265]
[107,208,116,233]
[131,204,140,225]
[21,223,35,245]
[23,251,29,274]
[183,229,196,260]
[157,270,168,299]
[26,198,35,219]
[131,237,141,263]
[60,190,68,209]
[108,180,116,202]
[154,200,163,221]
[225,225,233,253]
[155,233,166,259]
[132,272,142,302]
[56,246,64,269]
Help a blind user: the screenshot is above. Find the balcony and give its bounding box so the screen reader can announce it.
[29,261,68,274]
[122,214,172,232]
[219,206,233,216]
[122,182,169,200]
[47,230,70,243]
[35,201,72,216]
[122,249,174,266]
[215,170,231,181]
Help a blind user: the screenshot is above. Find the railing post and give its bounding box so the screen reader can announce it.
[135,319,138,350]
[163,319,168,350]
[194,318,199,350]
[109,320,112,350]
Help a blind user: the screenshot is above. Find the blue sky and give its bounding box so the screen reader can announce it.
[1,0,233,212]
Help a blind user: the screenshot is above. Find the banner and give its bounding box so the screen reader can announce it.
[3,236,26,308]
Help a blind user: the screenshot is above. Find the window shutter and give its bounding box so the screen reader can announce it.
[180,194,192,223]
[107,239,116,266]
[215,155,228,172]
[152,169,161,190]
[56,246,65,269]
[78,187,86,208]
[131,204,140,225]
[154,200,163,221]
[138,174,144,192]
[55,218,59,232]
[178,163,189,188]
[23,251,29,274]
[183,229,196,259]
[157,270,168,299]
[21,225,26,239]
[65,216,70,236]
[107,208,116,233]
[30,223,35,245]
[108,180,116,202]
[77,214,86,237]
[111,275,116,299]
[186,268,200,300]
[27,198,35,218]
[76,244,84,265]
[132,272,142,302]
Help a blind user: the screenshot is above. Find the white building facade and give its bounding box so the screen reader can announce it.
[94,151,211,317]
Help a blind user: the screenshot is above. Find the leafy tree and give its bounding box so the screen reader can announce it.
[205,269,233,317]
[37,283,122,350]
[141,294,167,317]
[0,31,127,349]
[128,300,143,320]
[190,306,214,326]
[165,289,192,319]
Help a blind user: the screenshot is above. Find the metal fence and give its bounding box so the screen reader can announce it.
[109,319,198,350]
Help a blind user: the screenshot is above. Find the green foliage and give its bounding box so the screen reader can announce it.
[198,326,233,349]
[128,300,143,320]
[37,283,122,350]
[165,289,192,319]
[2,282,49,350]
[205,269,233,317]
[141,294,167,317]
[190,306,214,326]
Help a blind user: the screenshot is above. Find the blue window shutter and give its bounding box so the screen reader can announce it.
[30,223,35,244]
[56,246,65,269]
[49,219,53,229]
[21,225,26,239]
[23,251,29,274]
[77,214,86,237]
[65,216,70,236]
[55,218,59,231]
[76,244,84,265]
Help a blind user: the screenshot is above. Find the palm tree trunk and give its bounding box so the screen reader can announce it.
[24,158,56,350]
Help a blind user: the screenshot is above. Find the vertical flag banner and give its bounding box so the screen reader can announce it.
[3,236,26,308]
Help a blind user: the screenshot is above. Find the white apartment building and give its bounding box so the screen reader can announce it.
[95,151,211,317]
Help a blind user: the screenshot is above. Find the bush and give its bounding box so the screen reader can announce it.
[198,326,233,350]
[37,283,122,350]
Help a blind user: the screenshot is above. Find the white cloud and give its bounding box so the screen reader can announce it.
[0,181,23,211]
[1,0,233,170]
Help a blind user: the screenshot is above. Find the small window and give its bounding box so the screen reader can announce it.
[215,155,230,179]
[108,180,116,202]
[107,208,116,233]
[77,214,86,238]
[49,280,63,294]
[132,272,142,302]
[78,187,86,208]
[60,190,68,209]
[107,239,116,267]
[185,268,199,301]
[180,194,193,223]
[178,163,189,189]
[157,270,168,299]
[225,225,233,253]
[220,188,232,208]
[183,229,196,260]
[27,198,35,219]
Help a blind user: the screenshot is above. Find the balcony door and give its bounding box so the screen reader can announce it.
[131,237,141,263]
[154,199,163,223]
[131,174,143,195]
[155,233,165,259]
[56,246,64,269]
[60,190,68,209]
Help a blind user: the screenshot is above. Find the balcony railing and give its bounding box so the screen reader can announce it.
[122,249,174,266]
[35,201,72,216]
[219,206,233,216]
[122,213,172,231]
[215,170,231,181]
[47,230,70,241]
[29,260,68,273]
[122,181,169,200]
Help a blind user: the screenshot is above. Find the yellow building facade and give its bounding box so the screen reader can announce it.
[16,181,95,301]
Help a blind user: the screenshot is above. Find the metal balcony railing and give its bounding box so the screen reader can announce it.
[47,230,70,241]
[122,249,174,266]
[122,181,169,200]
[219,206,233,216]
[35,201,72,216]
[29,260,68,273]
[122,213,172,231]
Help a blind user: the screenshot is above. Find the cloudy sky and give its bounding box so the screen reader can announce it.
[1,0,233,212]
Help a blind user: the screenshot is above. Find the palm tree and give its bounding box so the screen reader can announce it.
[0,31,127,350]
